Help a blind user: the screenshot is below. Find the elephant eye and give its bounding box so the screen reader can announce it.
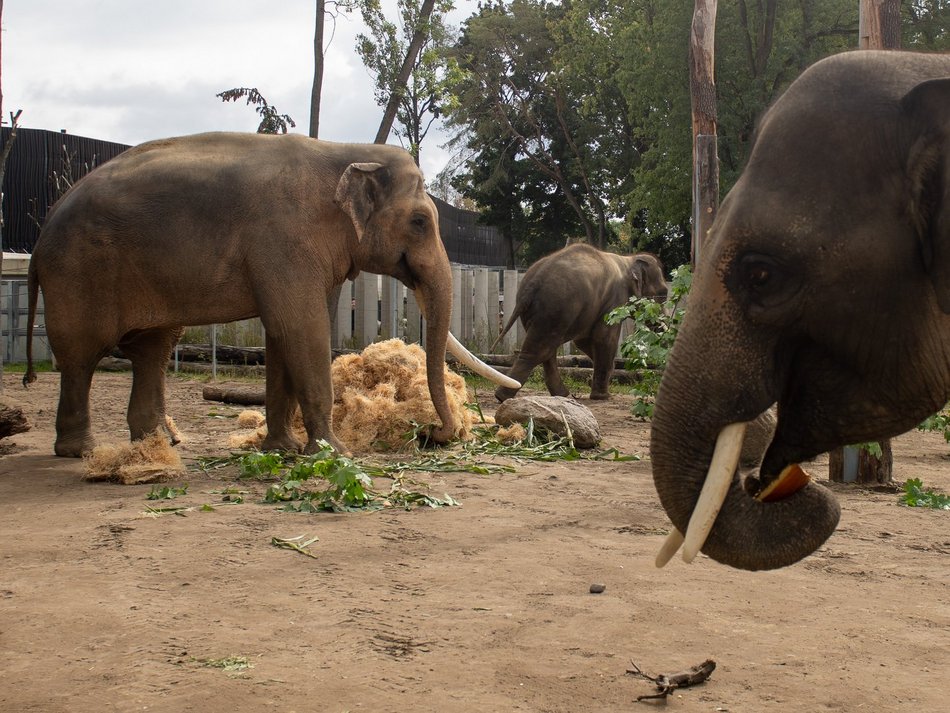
[410,214,427,231]
[746,262,772,288]
[738,254,780,292]
[733,253,802,324]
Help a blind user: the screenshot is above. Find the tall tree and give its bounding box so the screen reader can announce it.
[358,0,455,162]
[310,1,365,138]
[446,0,624,253]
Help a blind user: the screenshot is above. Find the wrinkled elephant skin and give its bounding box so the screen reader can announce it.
[24,132,503,457]
[495,244,666,401]
[651,50,950,570]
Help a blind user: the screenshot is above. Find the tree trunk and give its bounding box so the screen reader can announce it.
[202,384,267,406]
[829,0,901,485]
[310,0,325,138]
[374,0,437,144]
[689,0,719,265]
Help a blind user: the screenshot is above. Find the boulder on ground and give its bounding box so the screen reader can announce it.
[494,395,601,448]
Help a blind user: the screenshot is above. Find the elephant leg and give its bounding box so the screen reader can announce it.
[584,327,620,400]
[495,328,562,402]
[261,310,346,454]
[120,327,184,442]
[542,357,570,397]
[260,333,305,453]
[53,360,99,457]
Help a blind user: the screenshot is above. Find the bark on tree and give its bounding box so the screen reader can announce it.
[689,0,719,265]
[373,0,437,145]
[830,0,900,485]
[310,0,325,138]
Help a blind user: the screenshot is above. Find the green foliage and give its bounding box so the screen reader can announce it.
[917,408,950,443]
[854,442,884,459]
[216,87,296,134]
[900,478,950,510]
[235,444,461,513]
[607,264,692,419]
[146,484,189,500]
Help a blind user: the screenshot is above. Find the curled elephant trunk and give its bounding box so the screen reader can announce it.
[414,287,519,444]
[650,363,841,571]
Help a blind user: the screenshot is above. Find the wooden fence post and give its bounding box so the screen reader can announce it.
[354,273,378,347]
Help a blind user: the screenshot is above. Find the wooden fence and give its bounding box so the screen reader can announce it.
[2,264,636,364]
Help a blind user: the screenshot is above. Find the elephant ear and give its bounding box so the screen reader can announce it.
[334,162,389,241]
[902,78,950,313]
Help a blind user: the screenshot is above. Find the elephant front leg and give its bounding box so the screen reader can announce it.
[261,334,305,453]
[262,315,348,455]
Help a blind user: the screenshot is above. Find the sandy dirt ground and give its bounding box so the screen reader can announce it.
[1,370,948,713]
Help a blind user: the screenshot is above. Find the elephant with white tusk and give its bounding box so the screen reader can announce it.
[23,132,517,458]
[651,50,950,571]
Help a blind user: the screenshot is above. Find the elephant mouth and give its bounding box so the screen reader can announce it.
[396,253,417,290]
[655,417,817,568]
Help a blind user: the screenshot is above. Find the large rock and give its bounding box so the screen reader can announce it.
[494,395,601,448]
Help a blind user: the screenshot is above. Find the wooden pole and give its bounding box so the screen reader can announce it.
[830,0,901,485]
[689,0,719,266]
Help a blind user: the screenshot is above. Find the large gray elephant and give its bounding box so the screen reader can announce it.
[651,50,950,571]
[24,132,516,457]
[494,243,667,402]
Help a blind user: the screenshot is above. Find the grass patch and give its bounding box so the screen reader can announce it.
[3,360,55,374]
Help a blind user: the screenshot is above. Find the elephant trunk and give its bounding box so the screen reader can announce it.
[413,278,457,444]
[650,335,841,571]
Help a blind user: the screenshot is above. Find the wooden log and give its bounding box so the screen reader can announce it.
[172,344,266,365]
[202,384,266,405]
[0,400,31,440]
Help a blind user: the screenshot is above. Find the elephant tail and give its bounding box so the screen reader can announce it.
[22,258,39,387]
[489,306,521,354]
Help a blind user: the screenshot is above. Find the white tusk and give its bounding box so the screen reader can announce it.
[655,527,684,568]
[681,422,748,563]
[446,332,521,389]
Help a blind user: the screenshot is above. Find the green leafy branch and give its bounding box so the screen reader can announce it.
[606,263,692,419]
[900,478,950,510]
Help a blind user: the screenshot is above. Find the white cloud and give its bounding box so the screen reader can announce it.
[4,0,474,176]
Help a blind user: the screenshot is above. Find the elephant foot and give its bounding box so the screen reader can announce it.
[305,435,351,458]
[261,432,305,453]
[54,433,96,458]
[495,385,520,403]
[589,390,611,401]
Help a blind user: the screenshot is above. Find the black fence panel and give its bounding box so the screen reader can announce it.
[1,127,131,252]
[1,128,509,265]
[431,195,511,268]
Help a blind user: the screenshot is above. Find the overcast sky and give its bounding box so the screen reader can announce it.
[4,0,474,179]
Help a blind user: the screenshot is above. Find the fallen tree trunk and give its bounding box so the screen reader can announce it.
[202,384,266,405]
[0,399,31,440]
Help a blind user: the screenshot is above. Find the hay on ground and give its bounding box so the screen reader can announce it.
[331,339,476,453]
[84,430,184,484]
[495,423,527,444]
[226,339,478,453]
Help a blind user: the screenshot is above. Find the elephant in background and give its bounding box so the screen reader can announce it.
[494,243,667,402]
[24,132,514,457]
[651,50,950,571]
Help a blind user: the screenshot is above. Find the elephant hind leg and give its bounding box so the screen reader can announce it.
[54,361,99,457]
[542,357,570,397]
[495,329,562,402]
[119,326,184,442]
[578,329,620,400]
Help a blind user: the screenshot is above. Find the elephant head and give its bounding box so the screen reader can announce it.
[334,159,517,443]
[626,253,668,300]
[651,50,950,571]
